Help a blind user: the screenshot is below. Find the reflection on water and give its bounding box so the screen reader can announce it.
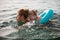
[0,0,60,40]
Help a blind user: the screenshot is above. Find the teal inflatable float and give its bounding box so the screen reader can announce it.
[35,9,53,24]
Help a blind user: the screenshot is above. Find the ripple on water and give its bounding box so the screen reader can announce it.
[0,13,60,40]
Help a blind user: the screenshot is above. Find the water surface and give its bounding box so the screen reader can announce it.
[0,0,60,40]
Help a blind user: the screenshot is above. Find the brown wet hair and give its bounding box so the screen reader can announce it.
[18,9,29,19]
[16,9,29,22]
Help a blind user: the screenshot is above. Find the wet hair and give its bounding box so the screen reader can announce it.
[18,9,29,19]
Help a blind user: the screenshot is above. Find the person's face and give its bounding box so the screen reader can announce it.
[28,14,36,20]
[27,12,37,21]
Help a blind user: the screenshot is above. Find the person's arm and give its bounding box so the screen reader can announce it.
[35,17,40,24]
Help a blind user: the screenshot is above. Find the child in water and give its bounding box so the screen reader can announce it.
[16,8,40,29]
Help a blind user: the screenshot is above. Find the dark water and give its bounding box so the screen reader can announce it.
[0,13,60,40]
[0,0,60,40]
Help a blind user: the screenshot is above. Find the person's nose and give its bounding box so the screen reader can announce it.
[26,17,30,22]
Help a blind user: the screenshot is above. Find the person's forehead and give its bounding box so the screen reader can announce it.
[29,11,34,14]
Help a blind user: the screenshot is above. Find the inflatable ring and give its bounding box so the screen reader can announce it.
[38,9,53,24]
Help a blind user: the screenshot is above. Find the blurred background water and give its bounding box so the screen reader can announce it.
[0,0,60,40]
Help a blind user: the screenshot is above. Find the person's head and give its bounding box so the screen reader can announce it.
[17,9,29,22]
